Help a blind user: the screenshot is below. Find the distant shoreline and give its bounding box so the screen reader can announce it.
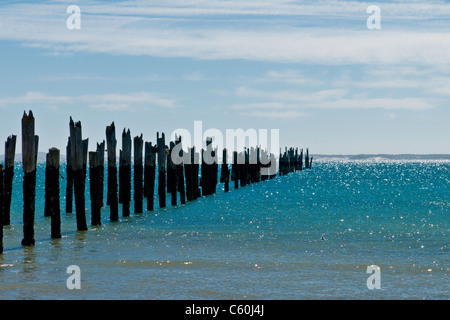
[2,152,450,163]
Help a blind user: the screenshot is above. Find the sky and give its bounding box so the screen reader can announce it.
[1,0,450,156]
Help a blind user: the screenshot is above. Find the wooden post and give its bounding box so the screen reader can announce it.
[120,129,132,216]
[45,148,61,238]
[157,132,166,209]
[220,149,230,192]
[134,134,144,213]
[305,148,310,169]
[231,151,239,189]
[0,164,4,253]
[22,111,37,246]
[106,122,119,221]
[89,151,101,226]
[175,136,186,205]
[97,141,105,207]
[144,142,156,211]
[167,141,177,206]
[3,135,16,225]
[184,147,193,202]
[70,117,88,232]
[192,147,200,199]
[300,148,304,170]
[44,151,51,217]
[66,137,73,213]
[82,139,89,180]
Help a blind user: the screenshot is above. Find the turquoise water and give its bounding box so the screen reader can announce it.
[0,160,449,299]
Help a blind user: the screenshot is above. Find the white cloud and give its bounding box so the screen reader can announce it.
[0,91,177,111]
[2,1,450,66]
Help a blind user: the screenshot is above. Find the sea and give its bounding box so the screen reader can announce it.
[0,160,449,300]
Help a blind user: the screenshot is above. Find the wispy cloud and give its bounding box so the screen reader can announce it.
[2,1,450,66]
[0,91,177,111]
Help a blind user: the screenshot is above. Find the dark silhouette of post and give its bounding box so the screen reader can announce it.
[65,137,73,213]
[0,164,4,253]
[46,148,61,238]
[175,136,186,205]
[3,135,16,225]
[184,147,193,202]
[167,141,177,206]
[220,149,230,192]
[134,134,144,213]
[157,132,166,209]
[232,151,239,189]
[119,129,132,216]
[22,111,37,246]
[97,141,105,207]
[106,122,119,221]
[89,151,102,226]
[70,117,88,231]
[144,142,156,211]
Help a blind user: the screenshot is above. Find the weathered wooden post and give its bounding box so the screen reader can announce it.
[119,129,132,216]
[300,148,304,170]
[97,141,105,207]
[175,136,186,205]
[184,147,193,201]
[191,147,201,199]
[3,135,16,225]
[82,139,89,180]
[134,134,144,213]
[157,132,166,208]
[239,151,246,187]
[305,148,310,169]
[232,151,239,189]
[89,151,101,226]
[144,142,156,211]
[106,122,119,221]
[65,137,73,213]
[45,148,61,238]
[22,111,37,246]
[69,117,88,232]
[220,149,230,192]
[0,164,4,253]
[167,141,177,206]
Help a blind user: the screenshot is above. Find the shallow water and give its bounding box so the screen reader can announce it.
[1,160,449,299]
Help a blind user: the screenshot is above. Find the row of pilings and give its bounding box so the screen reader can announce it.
[0,111,312,253]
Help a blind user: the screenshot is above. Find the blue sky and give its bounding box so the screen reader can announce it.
[1,0,450,155]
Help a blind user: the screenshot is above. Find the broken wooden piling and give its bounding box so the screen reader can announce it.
[231,151,239,189]
[97,141,105,207]
[106,122,119,221]
[65,137,73,213]
[46,148,61,238]
[89,150,101,226]
[119,129,132,216]
[0,164,4,253]
[134,134,143,213]
[175,136,186,205]
[220,149,230,192]
[144,142,156,211]
[69,117,88,231]
[167,141,177,206]
[3,135,16,225]
[21,111,37,246]
[157,132,166,208]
